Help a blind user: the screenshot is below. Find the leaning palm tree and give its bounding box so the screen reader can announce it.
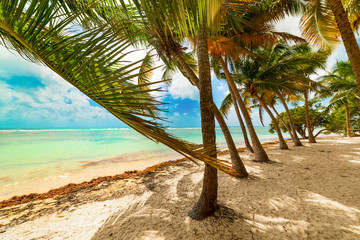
[320,61,359,137]
[82,0,250,179]
[299,0,360,91]
[105,0,254,219]
[259,0,360,91]
[212,58,254,153]
[229,56,293,149]
[260,42,326,145]
[207,20,304,160]
[0,1,242,180]
[266,94,294,140]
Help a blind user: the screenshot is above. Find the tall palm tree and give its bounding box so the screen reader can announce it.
[320,61,359,137]
[206,7,307,158]
[229,56,292,149]
[299,0,360,91]
[212,58,254,153]
[0,0,240,178]
[218,88,254,153]
[96,0,250,178]
[113,0,255,219]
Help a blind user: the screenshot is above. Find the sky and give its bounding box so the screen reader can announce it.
[0,16,357,129]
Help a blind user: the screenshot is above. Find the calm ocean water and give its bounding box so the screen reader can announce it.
[0,127,288,190]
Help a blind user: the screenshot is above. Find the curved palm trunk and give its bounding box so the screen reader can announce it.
[328,0,360,92]
[229,86,254,153]
[217,56,270,162]
[345,101,352,137]
[188,25,217,220]
[213,108,248,175]
[277,93,303,146]
[169,49,247,176]
[256,96,289,149]
[271,105,294,140]
[304,92,316,143]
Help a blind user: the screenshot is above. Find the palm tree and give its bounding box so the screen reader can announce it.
[206,9,307,158]
[320,61,359,137]
[212,58,254,153]
[229,56,291,149]
[96,0,250,178]
[266,94,295,140]
[0,0,242,180]
[112,0,254,219]
[266,42,326,145]
[300,0,360,91]
[218,89,254,153]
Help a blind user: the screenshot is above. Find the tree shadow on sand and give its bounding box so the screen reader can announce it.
[91,164,253,240]
[92,138,360,240]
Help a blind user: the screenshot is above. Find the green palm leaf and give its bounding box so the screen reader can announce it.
[0,0,240,175]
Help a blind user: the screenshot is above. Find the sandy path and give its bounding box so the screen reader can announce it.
[1,136,359,239]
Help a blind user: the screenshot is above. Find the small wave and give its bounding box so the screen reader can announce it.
[0,128,131,133]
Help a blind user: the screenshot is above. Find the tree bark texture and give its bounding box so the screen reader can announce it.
[278,93,303,146]
[328,0,360,92]
[188,25,218,220]
[304,92,316,143]
[169,48,247,176]
[256,96,289,149]
[217,56,270,162]
[345,101,352,137]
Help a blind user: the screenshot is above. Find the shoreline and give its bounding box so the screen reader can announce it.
[0,137,286,209]
[1,135,359,239]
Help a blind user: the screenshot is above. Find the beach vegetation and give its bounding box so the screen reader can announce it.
[269,99,329,139]
[320,60,360,136]
[300,0,360,91]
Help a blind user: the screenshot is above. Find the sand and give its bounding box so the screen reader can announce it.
[0,136,359,239]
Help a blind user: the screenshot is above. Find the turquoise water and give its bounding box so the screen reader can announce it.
[0,127,287,189]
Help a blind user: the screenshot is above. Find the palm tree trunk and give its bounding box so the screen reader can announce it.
[328,0,360,92]
[345,100,352,137]
[229,85,254,153]
[277,92,303,146]
[304,91,316,143]
[217,56,270,162]
[256,96,289,149]
[169,49,247,176]
[188,23,217,220]
[271,105,294,140]
[213,108,248,175]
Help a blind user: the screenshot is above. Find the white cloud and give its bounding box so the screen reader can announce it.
[167,73,199,100]
[0,46,115,126]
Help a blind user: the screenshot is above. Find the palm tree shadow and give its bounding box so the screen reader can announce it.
[91,138,360,240]
[91,165,253,240]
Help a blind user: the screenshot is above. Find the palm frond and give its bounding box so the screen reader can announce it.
[300,0,340,49]
[138,50,156,89]
[219,92,233,118]
[0,0,240,175]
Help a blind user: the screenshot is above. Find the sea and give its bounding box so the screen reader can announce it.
[0,127,289,199]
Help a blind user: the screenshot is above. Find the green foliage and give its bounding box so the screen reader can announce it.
[325,101,360,134]
[0,0,240,174]
[269,100,328,138]
[270,99,360,136]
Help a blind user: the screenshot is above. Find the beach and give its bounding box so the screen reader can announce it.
[0,127,287,201]
[0,135,359,239]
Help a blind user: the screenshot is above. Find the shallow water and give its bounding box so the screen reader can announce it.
[0,127,286,192]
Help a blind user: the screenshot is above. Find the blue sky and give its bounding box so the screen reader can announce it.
[0,16,356,129]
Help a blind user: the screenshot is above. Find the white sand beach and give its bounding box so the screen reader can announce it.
[0,136,359,239]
